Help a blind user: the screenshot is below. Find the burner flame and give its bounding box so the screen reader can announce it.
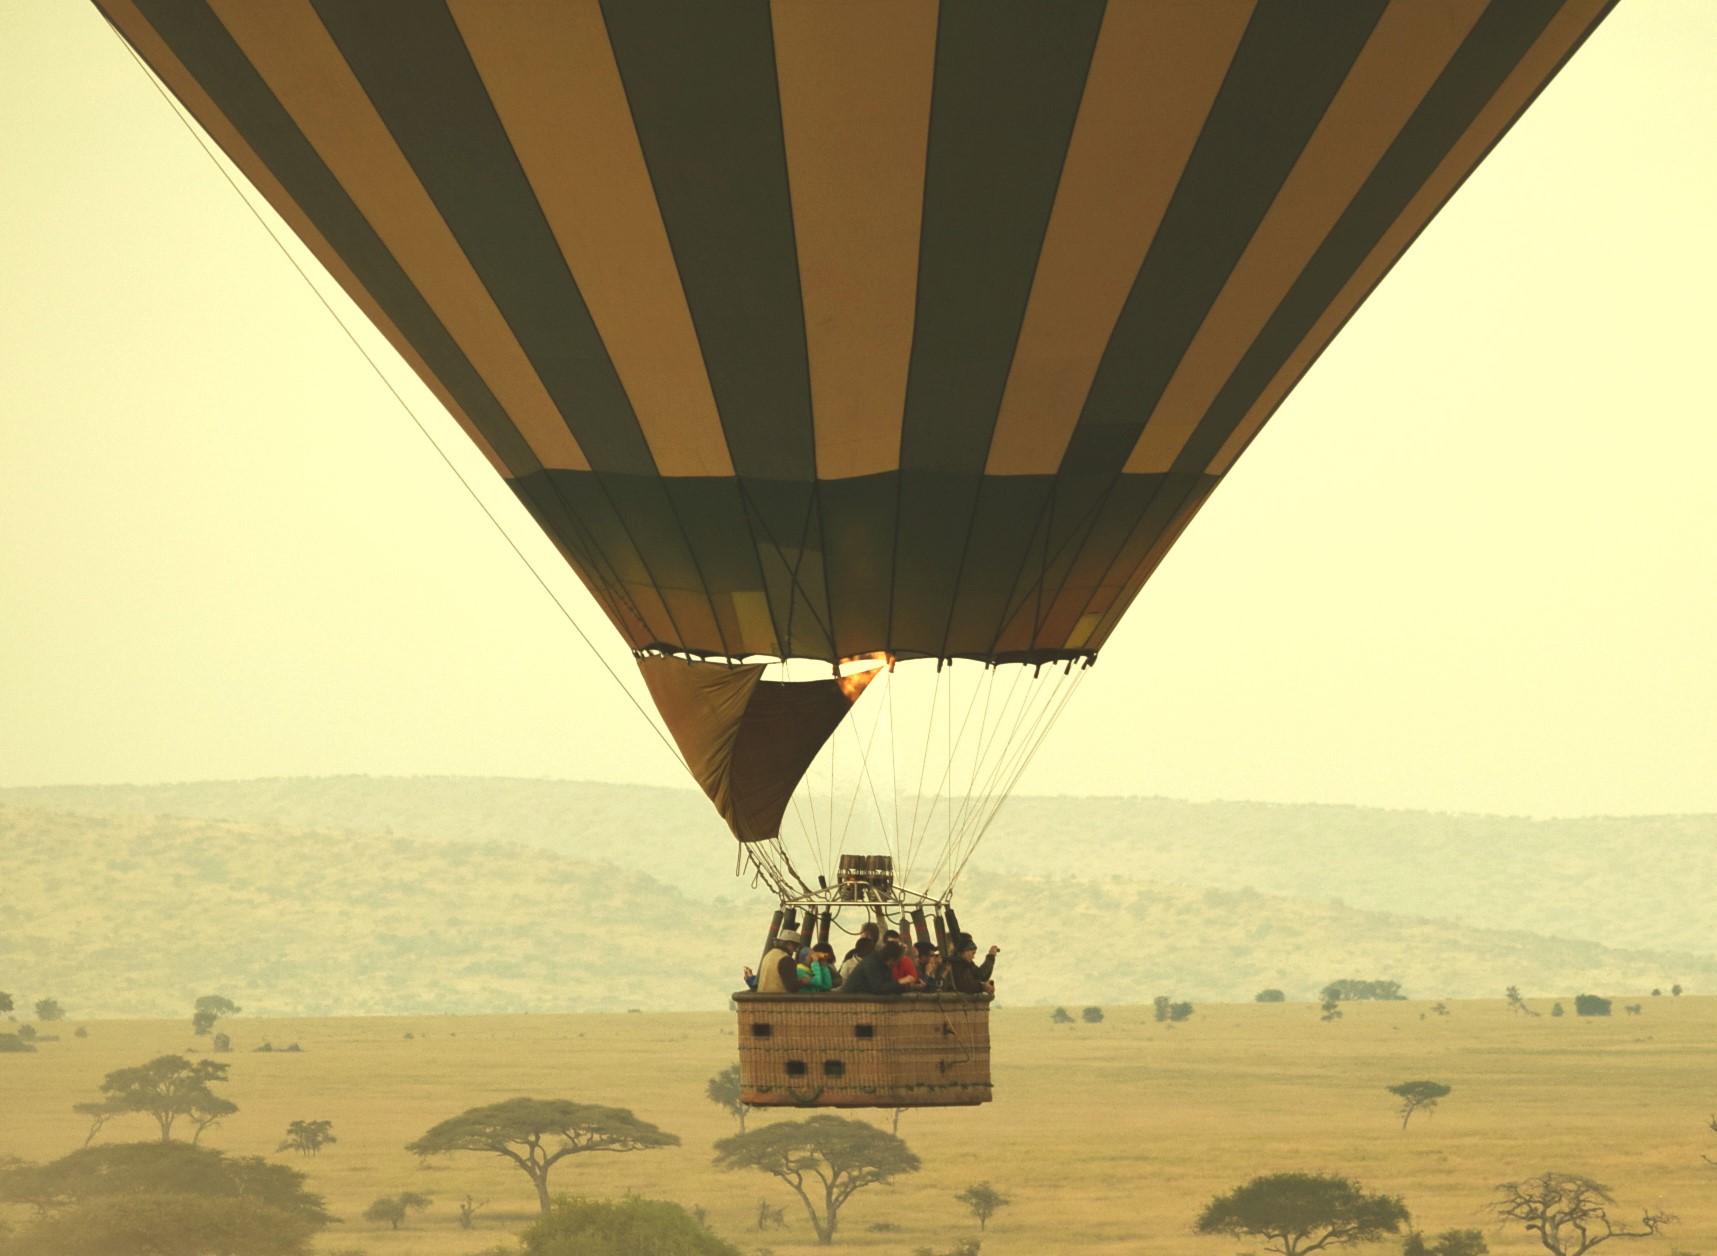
[836,651,892,701]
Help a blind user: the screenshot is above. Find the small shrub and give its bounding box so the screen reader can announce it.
[16,1024,36,1041]
[212,1032,232,1052]
[914,1242,981,1256]
[1255,989,1286,1003]
[518,1196,743,1255]
[1080,1007,1103,1024]
[74,1026,88,1039]
[363,1193,430,1230]
[1404,1228,1488,1255]
[1050,1007,1073,1024]
[1551,1002,1565,1017]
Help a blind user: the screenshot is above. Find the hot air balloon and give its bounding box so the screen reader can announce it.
[97,0,1615,1107]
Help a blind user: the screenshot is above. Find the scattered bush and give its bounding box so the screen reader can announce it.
[1050,1007,1074,1023]
[0,1034,37,1053]
[1080,1007,1104,1024]
[1575,994,1612,1017]
[1255,989,1286,1003]
[1152,996,1194,1023]
[363,1192,430,1230]
[1404,1228,1488,1255]
[513,1196,743,1255]
[35,998,67,1022]
[914,1241,981,1256]
[74,1026,89,1038]
[1321,980,1405,1002]
[1551,1002,1565,1017]
[17,1024,36,1041]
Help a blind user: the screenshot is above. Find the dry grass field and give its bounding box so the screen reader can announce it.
[3,997,1713,1254]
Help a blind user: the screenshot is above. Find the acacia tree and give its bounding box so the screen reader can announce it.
[1195,1173,1410,1255]
[278,1119,337,1157]
[713,1114,921,1245]
[1505,986,1539,1017]
[73,1055,238,1144]
[192,995,241,1037]
[1491,1173,1673,1254]
[956,1181,1011,1231]
[1388,1081,1452,1129]
[407,1098,678,1213]
[706,1063,747,1132]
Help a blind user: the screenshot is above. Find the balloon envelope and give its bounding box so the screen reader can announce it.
[97,0,1614,867]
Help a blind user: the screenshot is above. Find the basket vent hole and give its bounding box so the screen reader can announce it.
[822,1060,846,1078]
[750,1023,772,1039]
[854,1024,875,1039]
[785,1059,808,1077]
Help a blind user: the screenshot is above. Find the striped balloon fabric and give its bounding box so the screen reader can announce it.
[100,0,1613,667]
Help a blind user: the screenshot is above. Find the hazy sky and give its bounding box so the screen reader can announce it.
[2,3,1713,817]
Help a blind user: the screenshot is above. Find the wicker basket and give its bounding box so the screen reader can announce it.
[734,992,992,1108]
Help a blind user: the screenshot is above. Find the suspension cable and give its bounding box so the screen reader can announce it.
[104,21,687,773]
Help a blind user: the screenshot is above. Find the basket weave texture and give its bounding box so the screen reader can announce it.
[734,992,992,1108]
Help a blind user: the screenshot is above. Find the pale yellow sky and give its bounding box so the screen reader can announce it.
[1,2,1713,817]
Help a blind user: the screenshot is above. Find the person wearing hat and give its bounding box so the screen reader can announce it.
[754,929,812,995]
[947,933,999,996]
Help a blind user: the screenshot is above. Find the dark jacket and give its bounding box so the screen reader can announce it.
[841,951,906,996]
[949,953,995,995]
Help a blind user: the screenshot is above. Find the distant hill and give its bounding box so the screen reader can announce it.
[6,776,1714,957]
[3,802,1710,1019]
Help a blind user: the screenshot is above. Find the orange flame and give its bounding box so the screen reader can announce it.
[836,651,893,701]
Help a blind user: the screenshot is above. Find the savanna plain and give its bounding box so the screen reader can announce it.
[4,996,1712,1255]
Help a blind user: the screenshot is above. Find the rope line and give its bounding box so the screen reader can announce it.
[105,23,687,773]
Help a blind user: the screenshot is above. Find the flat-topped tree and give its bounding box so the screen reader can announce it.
[714,1115,920,1246]
[73,1055,237,1144]
[1196,1173,1410,1255]
[407,1098,678,1213]
[192,995,240,1037]
[1388,1081,1452,1129]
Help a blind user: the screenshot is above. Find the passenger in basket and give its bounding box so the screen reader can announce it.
[844,940,922,995]
[947,933,998,996]
[754,929,811,994]
[838,922,880,982]
[913,941,942,991]
[884,930,921,984]
[806,942,842,992]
